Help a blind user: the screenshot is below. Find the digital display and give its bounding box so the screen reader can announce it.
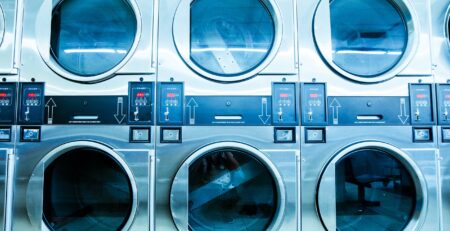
[416,94,426,99]
[280,93,289,98]
[27,93,37,98]
[309,93,318,98]
[136,92,145,97]
[445,94,450,99]
[167,93,176,98]
[0,93,7,97]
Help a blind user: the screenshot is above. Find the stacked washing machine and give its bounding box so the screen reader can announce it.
[12,0,157,230]
[0,0,20,230]
[155,0,300,230]
[432,0,450,230]
[298,0,439,231]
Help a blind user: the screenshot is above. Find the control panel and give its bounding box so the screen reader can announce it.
[301,83,327,125]
[437,84,450,125]
[272,83,297,125]
[19,83,45,125]
[128,82,153,124]
[409,84,434,125]
[0,83,17,125]
[158,82,184,125]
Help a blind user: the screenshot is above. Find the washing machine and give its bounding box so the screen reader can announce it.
[12,82,155,230]
[0,82,18,231]
[300,82,439,231]
[155,82,299,230]
[20,0,157,95]
[433,1,450,230]
[158,0,298,97]
[298,0,433,96]
[0,0,20,78]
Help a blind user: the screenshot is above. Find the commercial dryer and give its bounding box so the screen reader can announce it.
[432,1,450,229]
[158,0,298,96]
[0,0,20,78]
[20,0,157,94]
[155,82,300,230]
[300,82,439,231]
[12,82,155,231]
[0,82,18,231]
[298,0,433,96]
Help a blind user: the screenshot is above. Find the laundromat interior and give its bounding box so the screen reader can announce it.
[0,0,449,230]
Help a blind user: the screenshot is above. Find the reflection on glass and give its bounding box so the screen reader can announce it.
[330,0,407,77]
[334,149,415,231]
[43,148,133,231]
[190,0,275,77]
[51,0,136,76]
[188,149,277,230]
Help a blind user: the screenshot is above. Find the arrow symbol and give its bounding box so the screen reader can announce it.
[258,98,271,125]
[24,107,30,121]
[398,98,409,124]
[45,98,57,124]
[186,98,199,125]
[114,97,126,124]
[329,98,341,125]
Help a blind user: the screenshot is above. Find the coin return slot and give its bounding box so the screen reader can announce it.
[72,115,99,120]
[214,115,243,120]
[356,115,383,121]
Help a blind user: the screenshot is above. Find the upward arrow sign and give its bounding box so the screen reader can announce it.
[186,98,199,125]
[45,98,57,124]
[329,98,341,125]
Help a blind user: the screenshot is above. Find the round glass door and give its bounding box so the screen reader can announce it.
[50,0,137,78]
[42,148,133,231]
[0,6,4,47]
[314,0,413,82]
[190,0,275,78]
[188,149,277,230]
[318,146,422,231]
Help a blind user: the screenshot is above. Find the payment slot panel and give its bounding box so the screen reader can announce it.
[436,84,450,125]
[409,84,435,125]
[301,83,327,126]
[158,82,184,125]
[18,83,45,125]
[272,83,297,125]
[128,82,154,125]
[0,83,17,125]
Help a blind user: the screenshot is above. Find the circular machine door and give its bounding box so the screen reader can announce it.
[43,0,139,82]
[26,142,138,231]
[317,142,427,231]
[446,6,450,48]
[313,0,420,83]
[0,5,5,47]
[170,142,286,231]
[173,0,282,82]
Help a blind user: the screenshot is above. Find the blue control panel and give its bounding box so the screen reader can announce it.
[0,83,17,125]
[409,84,435,125]
[158,82,184,125]
[19,83,45,125]
[301,83,327,125]
[272,83,297,125]
[436,84,450,125]
[128,82,153,125]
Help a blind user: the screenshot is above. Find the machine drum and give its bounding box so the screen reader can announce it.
[43,148,133,231]
[332,148,416,231]
[188,149,278,231]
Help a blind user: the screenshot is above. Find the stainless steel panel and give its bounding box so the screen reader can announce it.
[301,126,439,231]
[0,0,19,75]
[155,126,300,230]
[20,0,156,92]
[12,126,154,231]
[298,0,433,96]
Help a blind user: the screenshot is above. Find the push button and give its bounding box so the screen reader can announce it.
[161,127,182,143]
[21,126,40,142]
[442,128,450,142]
[130,127,150,143]
[305,128,326,143]
[274,127,295,143]
[413,128,432,142]
[0,127,11,142]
